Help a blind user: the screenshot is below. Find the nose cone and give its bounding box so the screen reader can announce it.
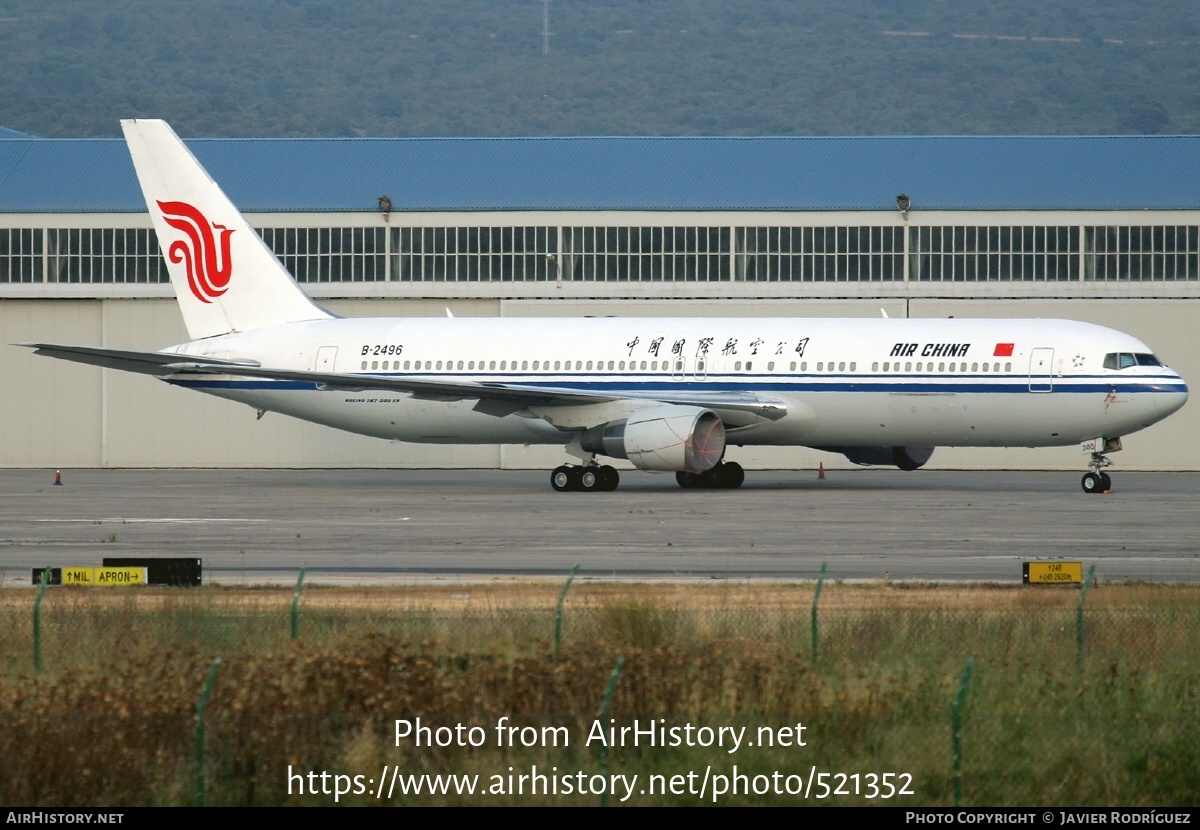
[1155,375,1189,419]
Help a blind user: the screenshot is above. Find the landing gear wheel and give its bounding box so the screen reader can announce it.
[598,465,620,491]
[720,461,745,489]
[1081,472,1103,494]
[1100,472,1112,491]
[678,462,746,489]
[551,466,576,492]
[577,467,600,492]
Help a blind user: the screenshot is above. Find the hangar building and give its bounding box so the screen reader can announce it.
[1,133,1198,472]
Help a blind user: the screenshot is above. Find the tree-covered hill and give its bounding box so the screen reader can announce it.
[2,0,1198,138]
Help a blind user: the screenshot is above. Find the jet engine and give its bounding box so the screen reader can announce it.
[836,446,935,471]
[580,405,726,472]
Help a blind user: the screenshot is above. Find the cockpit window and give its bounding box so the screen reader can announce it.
[1103,352,1162,370]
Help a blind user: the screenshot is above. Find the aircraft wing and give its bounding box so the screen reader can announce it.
[20,343,788,421]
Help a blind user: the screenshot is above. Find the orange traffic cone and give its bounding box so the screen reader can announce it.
[53,470,63,486]
[817,463,826,480]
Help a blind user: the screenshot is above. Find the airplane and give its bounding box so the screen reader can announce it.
[20,119,1190,494]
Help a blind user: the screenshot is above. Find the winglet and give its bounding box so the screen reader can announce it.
[121,119,331,340]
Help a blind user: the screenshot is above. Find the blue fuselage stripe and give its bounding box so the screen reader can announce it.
[168,374,1187,395]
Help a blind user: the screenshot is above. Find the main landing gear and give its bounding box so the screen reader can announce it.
[550,464,620,492]
[676,461,745,490]
[548,461,746,492]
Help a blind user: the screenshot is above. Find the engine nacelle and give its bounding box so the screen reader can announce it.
[837,446,935,471]
[580,405,726,472]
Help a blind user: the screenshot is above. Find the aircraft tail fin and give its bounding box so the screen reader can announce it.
[121,119,332,340]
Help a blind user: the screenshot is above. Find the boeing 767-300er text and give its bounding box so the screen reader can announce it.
[21,120,1190,493]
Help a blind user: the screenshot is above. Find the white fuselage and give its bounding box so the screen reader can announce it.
[165,316,1188,452]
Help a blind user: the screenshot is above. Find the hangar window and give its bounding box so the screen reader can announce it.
[740,226,903,282]
[1085,226,1199,281]
[392,226,556,282]
[563,226,731,282]
[40,228,169,284]
[260,227,387,283]
[914,225,1078,282]
[0,228,45,283]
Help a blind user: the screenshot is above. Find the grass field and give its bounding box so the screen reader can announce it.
[0,581,1196,806]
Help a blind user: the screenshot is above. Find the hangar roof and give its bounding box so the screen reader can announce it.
[0,134,1198,213]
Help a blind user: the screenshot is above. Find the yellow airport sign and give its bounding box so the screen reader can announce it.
[1023,561,1083,584]
[61,567,147,586]
[62,567,96,585]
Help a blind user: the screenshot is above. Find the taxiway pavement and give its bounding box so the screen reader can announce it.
[1,469,1198,585]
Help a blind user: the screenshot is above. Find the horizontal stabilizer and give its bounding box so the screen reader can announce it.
[18,343,261,377]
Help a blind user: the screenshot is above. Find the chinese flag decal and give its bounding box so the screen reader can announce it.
[993,343,1015,357]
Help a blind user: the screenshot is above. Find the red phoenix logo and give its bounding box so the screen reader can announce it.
[157,200,235,303]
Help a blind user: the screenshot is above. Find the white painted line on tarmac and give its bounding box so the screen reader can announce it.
[27,518,272,524]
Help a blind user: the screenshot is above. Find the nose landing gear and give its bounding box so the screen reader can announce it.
[1080,437,1121,494]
